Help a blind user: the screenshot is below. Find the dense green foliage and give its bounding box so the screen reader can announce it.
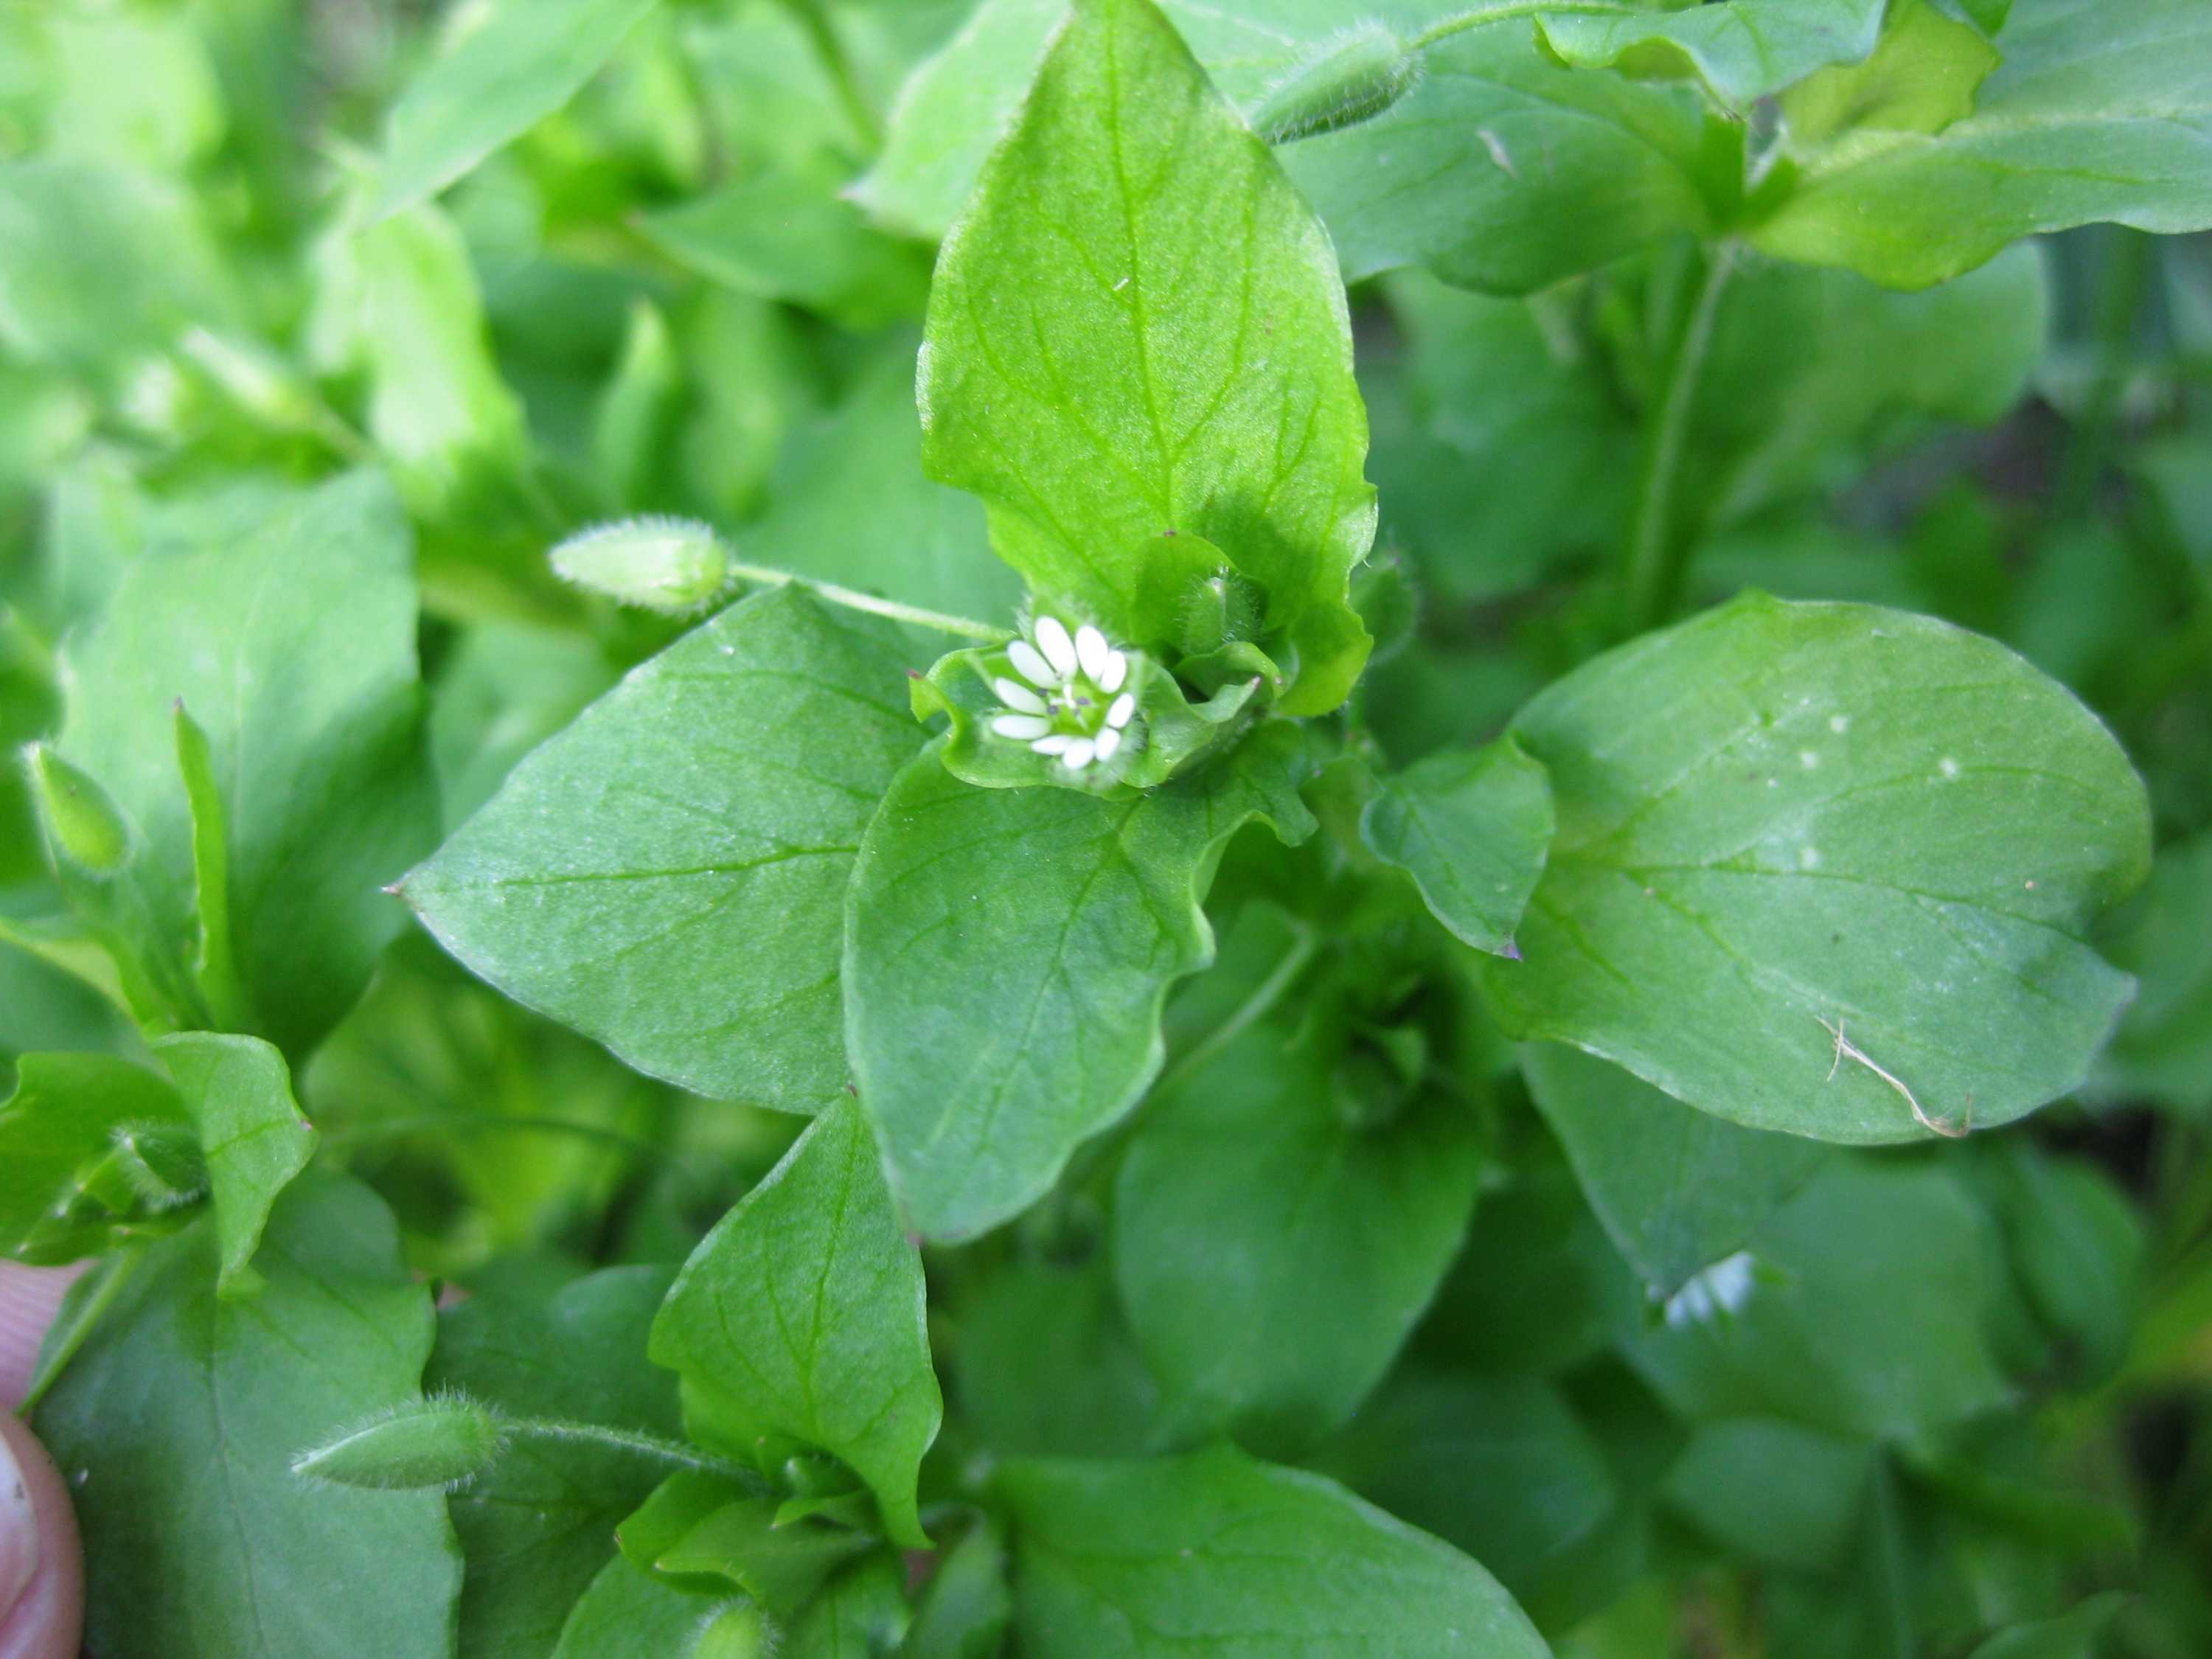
[4,1,2211,1655]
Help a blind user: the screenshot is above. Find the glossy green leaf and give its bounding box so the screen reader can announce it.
[152,1032,316,1296]
[1534,0,1886,109]
[1362,737,1554,956]
[56,470,437,1057]
[919,0,1375,713]
[32,1175,462,1659]
[1481,594,2150,1144]
[650,1096,942,1548]
[426,1265,684,1659]
[2093,830,2212,1116]
[371,0,662,219]
[1113,1023,1480,1451]
[1755,0,2212,287]
[998,1444,1549,1658]
[1281,21,1716,293]
[641,1485,875,1613]
[0,1053,192,1265]
[407,585,918,1110]
[1525,1043,1829,1298]
[783,1556,914,1658]
[1619,1161,2012,1441]
[846,723,1315,1241]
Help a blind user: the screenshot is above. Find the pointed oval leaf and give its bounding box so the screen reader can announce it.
[406,585,919,1110]
[998,1444,1550,1658]
[845,724,1315,1241]
[1361,735,1554,957]
[650,1096,942,1549]
[919,0,1375,713]
[1481,594,2151,1144]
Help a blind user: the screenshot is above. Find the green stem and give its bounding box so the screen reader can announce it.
[17,1247,142,1417]
[726,562,1011,643]
[505,1417,766,1489]
[1154,922,1319,1099]
[1619,242,1737,636]
[785,0,880,152]
[1412,0,1637,52]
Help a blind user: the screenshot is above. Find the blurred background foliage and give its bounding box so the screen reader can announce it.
[1,2,2208,1655]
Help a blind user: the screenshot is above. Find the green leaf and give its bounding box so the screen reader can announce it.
[1420,1167,1643,1378]
[2093,830,2212,1116]
[846,723,1315,1241]
[152,1032,317,1297]
[0,160,232,375]
[1659,1417,1874,1573]
[0,1053,192,1264]
[952,1249,1164,1459]
[919,0,1375,714]
[371,0,663,219]
[1479,594,2149,1144]
[552,1554,742,1659]
[1753,0,2212,287]
[998,1444,1549,1658]
[1779,0,2002,145]
[639,164,932,331]
[426,1265,684,1659]
[1534,0,1887,109]
[1524,1043,1829,1298]
[641,1485,876,1613]
[1686,247,2048,532]
[1965,1595,2127,1659]
[1280,22,1716,293]
[56,470,438,1057]
[406,585,919,1111]
[1308,1368,1618,1605]
[783,1555,914,1658]
[1618,1161,2012,1441]
[1362,737,1554,957]
[31,1175,462,1659]
[313,201,532,519]
[650,1095,943,1549]
[1112,1023,1481,1453]
[907,1518,1013,1659]
[173,702,249,1029]
[735,346,1020,624]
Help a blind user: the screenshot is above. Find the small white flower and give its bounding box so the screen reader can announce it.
[986,613,1141,772]
[1661,1251,1757,1329]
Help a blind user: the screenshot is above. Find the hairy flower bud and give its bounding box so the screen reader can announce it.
[1248,23,1419,147]
[550,517,731,614]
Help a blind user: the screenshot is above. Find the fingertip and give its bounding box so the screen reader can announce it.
[0,1267,84,1413]
[0,1415,82,1659]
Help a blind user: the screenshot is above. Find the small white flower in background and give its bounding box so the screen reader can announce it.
[1660,1251,1756,1329]
[988,615,1138,772]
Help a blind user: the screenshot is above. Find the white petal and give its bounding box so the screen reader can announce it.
[1099,650,1128,692]
[1007,640,1057,688]
[1034,615,1077,676]
[1031,734,1074,755]
[991,714,1051,740]
[1062,739,1096,771]
[1106,692,1136,729]
[993,678,1046,714]
[1075,624,1110,682]
[1093,727,1121,761]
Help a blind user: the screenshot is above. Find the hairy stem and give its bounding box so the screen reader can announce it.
[1620,242,1737,636]
[1412,0,1638,52]
[504,1417,767,1489]
[726,561,1012,643]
